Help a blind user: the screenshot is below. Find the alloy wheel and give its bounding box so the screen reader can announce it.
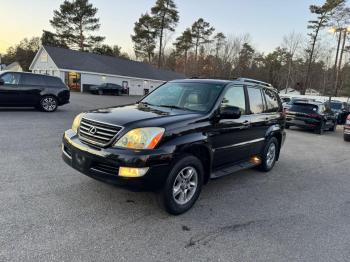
[172,166,198,205]
[266,143,276,168]
[41,97,57,112]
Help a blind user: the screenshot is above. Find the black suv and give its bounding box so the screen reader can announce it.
[90,83,126,96]
[0,71,70,112]
[62,78,286,214]
[285,100,337,134]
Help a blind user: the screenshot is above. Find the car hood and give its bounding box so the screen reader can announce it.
[82,104,203,128]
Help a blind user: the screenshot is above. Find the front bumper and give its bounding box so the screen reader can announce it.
[62,130,174,190]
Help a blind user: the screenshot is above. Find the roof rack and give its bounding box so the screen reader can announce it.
[236,78,273,88]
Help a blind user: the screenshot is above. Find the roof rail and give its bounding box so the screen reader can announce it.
[236,78,273,88]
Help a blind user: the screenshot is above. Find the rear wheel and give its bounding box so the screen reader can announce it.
[98,90,103,95]
[159,155,203,215]
[258,137,279,172]
[39,96,58,112]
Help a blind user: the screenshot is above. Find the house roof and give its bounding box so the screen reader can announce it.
[40,46,185,81]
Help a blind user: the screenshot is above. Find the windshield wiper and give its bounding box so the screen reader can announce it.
[158,104,184,110]
[139,101,155,106]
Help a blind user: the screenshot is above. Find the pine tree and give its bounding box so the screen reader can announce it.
[41,30,68,48]
[131,13,157,63]
[174,28,193,73]
[191,18,215,73]
[92,44,126,57]
[151,0,179,68]
[213,32,226,58]
[50,0,105,51]
[303,0,345,94]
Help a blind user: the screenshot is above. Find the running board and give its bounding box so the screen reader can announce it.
[211,161,257,179]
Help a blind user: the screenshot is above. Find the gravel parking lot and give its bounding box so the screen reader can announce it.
[1,93,350,262]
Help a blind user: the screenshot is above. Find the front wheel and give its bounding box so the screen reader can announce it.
[329,121,337,132]
[159,155,203,215]
[258,137,279,172]
[315,123,324,135]
[39,96,58,112]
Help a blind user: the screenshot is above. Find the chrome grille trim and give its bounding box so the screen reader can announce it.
[78,118,123,147]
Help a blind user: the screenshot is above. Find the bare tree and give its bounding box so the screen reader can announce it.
[282,32,303,93]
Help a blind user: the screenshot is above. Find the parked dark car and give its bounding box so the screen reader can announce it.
[280,96,291,104]
[62,78,286,214]
[285,101,337,134]
[0,71,70,112]
[89,83,126,96]
[282,97,314,112]
[326,100,350,125]
[344,115,350,141]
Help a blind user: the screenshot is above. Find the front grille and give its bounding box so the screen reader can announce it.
[90,162,119,176]
[78,118,123,147]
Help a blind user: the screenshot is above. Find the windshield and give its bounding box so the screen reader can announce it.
[140,82,225,112]
[330,102,342,110]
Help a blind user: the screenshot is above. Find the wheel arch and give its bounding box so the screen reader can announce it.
[173,141,213,185]
[264,125,283,161]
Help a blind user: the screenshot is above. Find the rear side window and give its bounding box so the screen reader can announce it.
[221,85,246,114]
[263,89,280,113]
[247,87,264,114]
[45,76,63,87]
[0,73,20,85]
[20,74,46,86]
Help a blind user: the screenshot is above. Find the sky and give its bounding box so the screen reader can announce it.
[0,0,327,55]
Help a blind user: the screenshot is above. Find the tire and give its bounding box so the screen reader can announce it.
[285,124,290,129]
[329,121,337,132]
[39,96,58,112]
[159,155,204,215]
[315,123,324,135]
[98,90,103,95]
[258,137,279,172]
[344,134,350,142]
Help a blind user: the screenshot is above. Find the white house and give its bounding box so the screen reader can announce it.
[2,62,23,72]
[29,46,184,95]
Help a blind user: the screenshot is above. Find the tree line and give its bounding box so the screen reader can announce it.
[1,0,350,96]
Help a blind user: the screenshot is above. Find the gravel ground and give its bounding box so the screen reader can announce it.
[1,93,350,262]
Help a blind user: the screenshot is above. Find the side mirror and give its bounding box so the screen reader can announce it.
[0,79,4,85]
[220,106,241,119]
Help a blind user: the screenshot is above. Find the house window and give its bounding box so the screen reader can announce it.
[65,72,81,92]
[40,53,48,62]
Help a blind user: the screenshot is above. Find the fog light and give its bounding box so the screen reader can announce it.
[118,167,149,177]
[250,156,262,165]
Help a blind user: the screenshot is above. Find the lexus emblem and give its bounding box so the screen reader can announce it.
[88,126,97,135]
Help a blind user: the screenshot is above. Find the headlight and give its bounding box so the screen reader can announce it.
[72,113,84,133]
[114,127,165,149]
